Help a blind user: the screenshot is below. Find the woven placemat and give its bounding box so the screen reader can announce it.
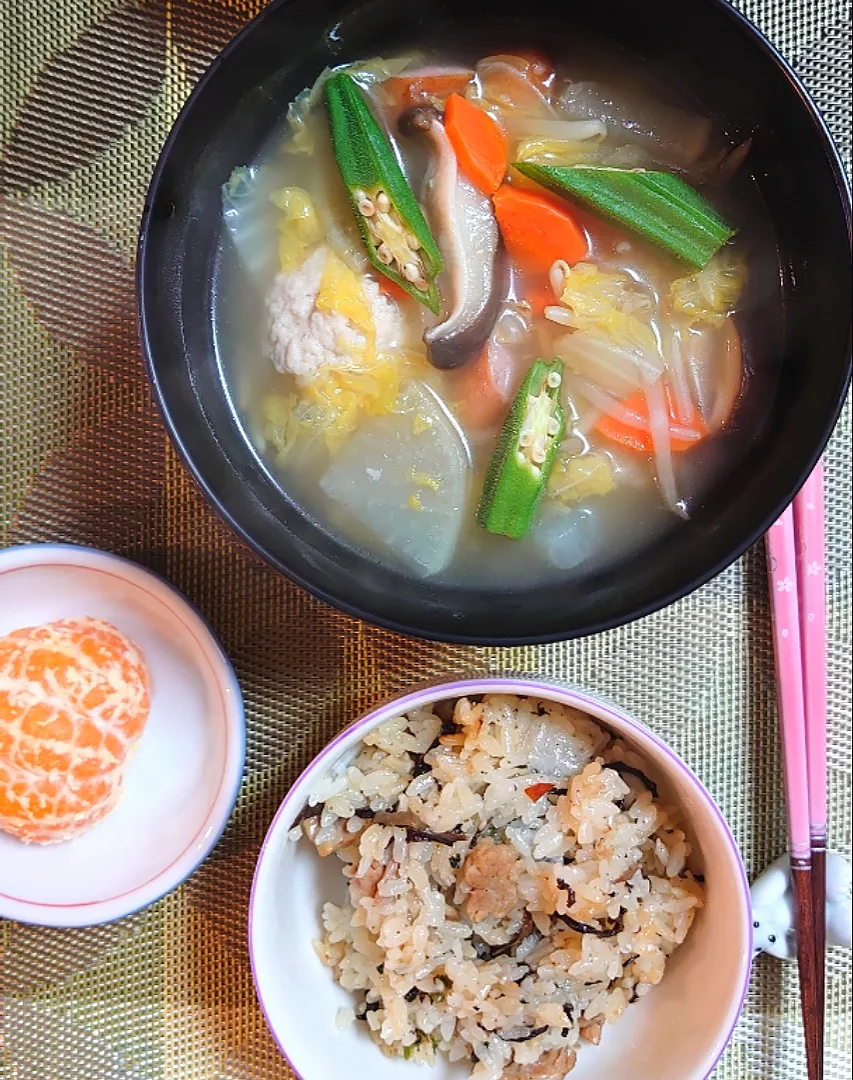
[0,1,850,1077]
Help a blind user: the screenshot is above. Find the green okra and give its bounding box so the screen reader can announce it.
[513,162,735,269]
[326,73,444,313]
[477,359,565,540]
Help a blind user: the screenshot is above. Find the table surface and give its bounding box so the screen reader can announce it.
[1,1,850,1078]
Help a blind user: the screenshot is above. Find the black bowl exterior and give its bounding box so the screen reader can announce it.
[138,0,852,645]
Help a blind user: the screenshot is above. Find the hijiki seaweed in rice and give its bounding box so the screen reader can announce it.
[292,695,705,1078]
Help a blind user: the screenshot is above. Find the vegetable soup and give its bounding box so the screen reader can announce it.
[217,47,775,585]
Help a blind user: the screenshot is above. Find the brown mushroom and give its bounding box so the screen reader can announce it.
[399,106,503,370]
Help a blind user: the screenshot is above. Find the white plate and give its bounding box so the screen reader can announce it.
[0,543,245,927]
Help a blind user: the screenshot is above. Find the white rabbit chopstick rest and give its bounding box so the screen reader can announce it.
[750,852,852,959]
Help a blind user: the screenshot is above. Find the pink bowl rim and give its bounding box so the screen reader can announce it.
[249,677,753,1080]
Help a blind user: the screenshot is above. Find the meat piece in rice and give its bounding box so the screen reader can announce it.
[506,1048,577,1079]
[296,694,704,1079]
[461,838,523,922]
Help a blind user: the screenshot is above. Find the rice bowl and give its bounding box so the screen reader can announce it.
[250,680,752,1080]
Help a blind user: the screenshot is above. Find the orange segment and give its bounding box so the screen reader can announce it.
[0,617,151,844]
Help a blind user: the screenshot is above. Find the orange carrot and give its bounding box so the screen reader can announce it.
[596,388,707,453]
[525,782,555,801]
[493,184,588,273]
[455,340,514,429]
[384,70,473,111]
[377,274,411,303]
[445,93,508,196]
[595,416,653,453]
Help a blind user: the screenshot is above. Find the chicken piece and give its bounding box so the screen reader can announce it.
[461,838,522,922]
[455,697,484,741]
[301,815,353,857]
[349,860,385,903]
[506,1048,577,1079]
[265,246,402,379]
[579,1018,603,1045]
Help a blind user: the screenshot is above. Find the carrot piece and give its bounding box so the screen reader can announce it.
[384,71,473,111]
[377,274,410,303]
[455,340,515,429]
[596,415,656,453]
[444,94,508,196]
[493,184,588,273]
[525,782,555,801]
[595,388,707,454]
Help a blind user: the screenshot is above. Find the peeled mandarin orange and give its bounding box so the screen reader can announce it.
[0,617,151,844]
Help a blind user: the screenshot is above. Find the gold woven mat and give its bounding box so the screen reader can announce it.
[0,1,850,1077]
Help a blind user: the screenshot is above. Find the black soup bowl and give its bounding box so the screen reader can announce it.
[138,0,852,644]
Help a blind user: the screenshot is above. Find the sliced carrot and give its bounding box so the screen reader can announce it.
[455,340,515,429]
[525,782,555,801]
[595,388,707,454]
[444,93,508,196]
[596,415,656,453]
[384,70,473,111]
[493,183,588,274]
[377,274,410,303]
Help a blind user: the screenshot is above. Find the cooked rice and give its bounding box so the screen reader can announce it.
[293,694,704,1079]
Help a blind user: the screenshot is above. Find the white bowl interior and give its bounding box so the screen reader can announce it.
[0,547,245,926]
[251,680,751,1080]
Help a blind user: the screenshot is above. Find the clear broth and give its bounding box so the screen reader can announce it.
[216,45,780,587]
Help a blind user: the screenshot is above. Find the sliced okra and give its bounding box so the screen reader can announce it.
[326,73,444,312]
[477,360,565,539]
[513,162,735,269]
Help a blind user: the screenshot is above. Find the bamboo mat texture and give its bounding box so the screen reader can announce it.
[0,1,851,1077]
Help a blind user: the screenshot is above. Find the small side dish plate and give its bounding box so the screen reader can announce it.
[0,544,245,927]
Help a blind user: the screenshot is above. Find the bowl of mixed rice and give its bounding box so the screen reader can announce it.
[250,679,752,1080]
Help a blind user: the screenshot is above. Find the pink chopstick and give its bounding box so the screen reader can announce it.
[766,509,811,864]
[765,468,827,1080]
[794,466,828,850]
[794,464,827,1047]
